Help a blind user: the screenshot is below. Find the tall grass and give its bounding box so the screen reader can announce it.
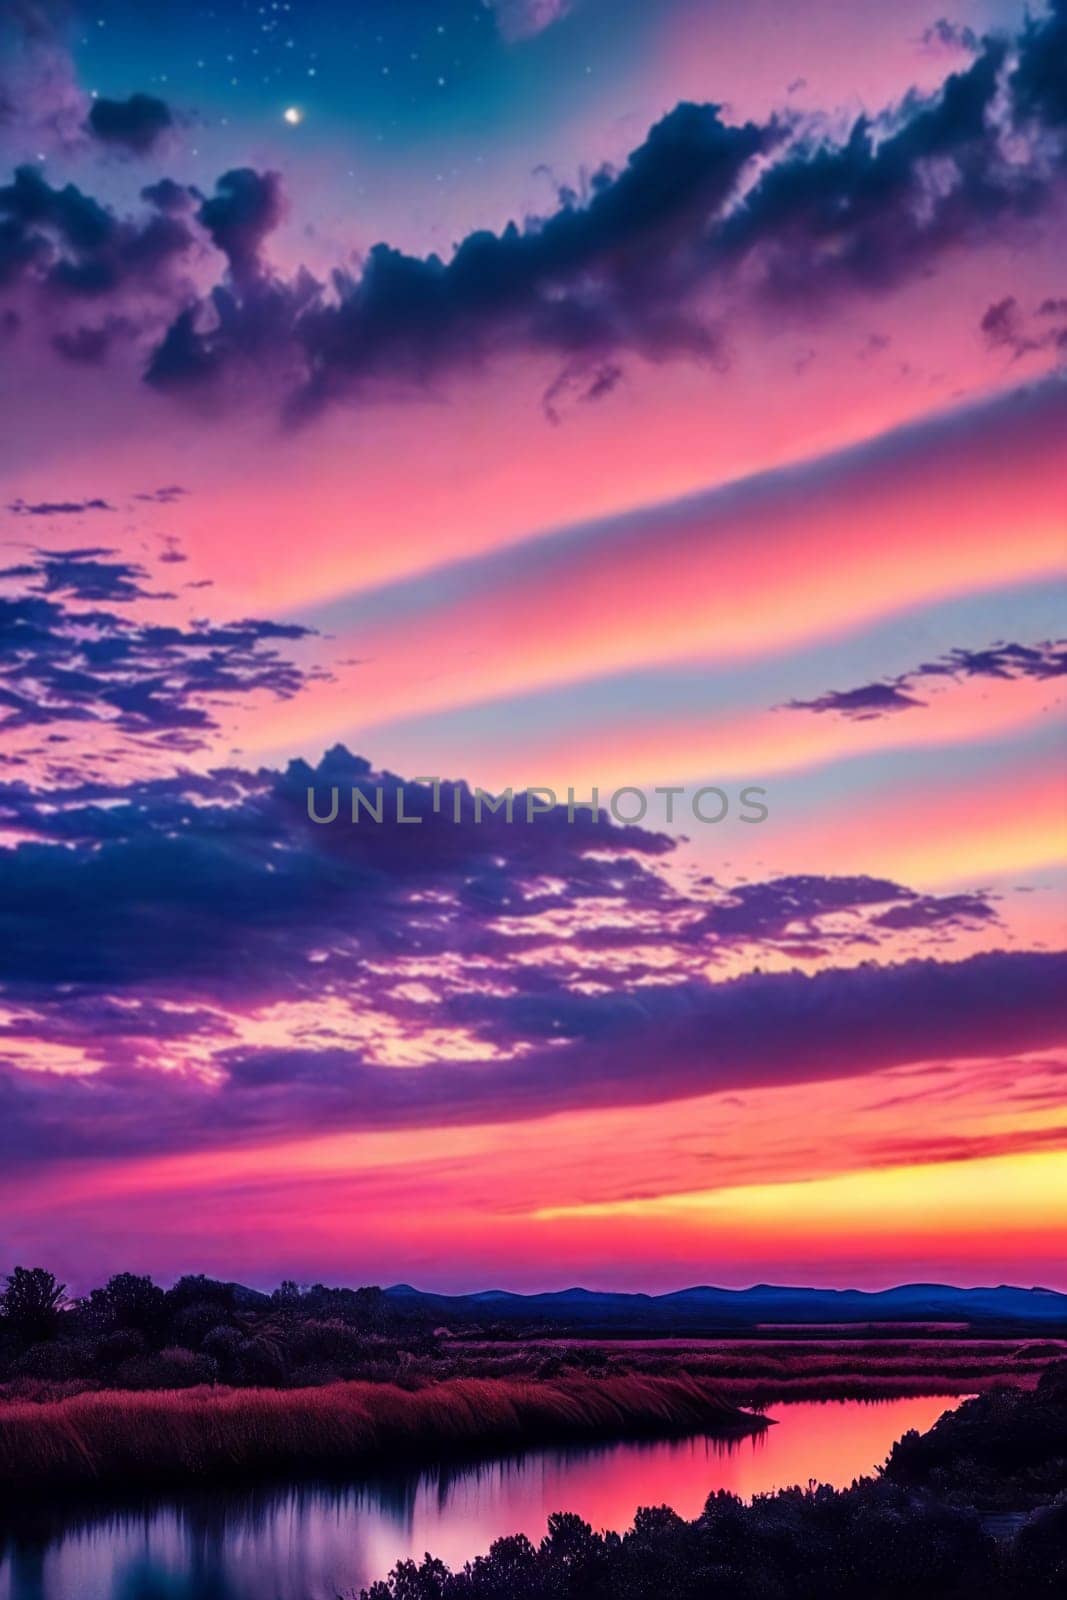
[0,1372,764,1502]
[438,1336,1064,1402]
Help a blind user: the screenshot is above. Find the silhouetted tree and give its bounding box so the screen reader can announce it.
[165,1274,236,1312]
[1,1267,66,1341]
[88,1272,167,1335]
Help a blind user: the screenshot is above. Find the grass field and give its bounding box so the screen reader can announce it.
[438,1334,1065,1402]
[0,1371,765,1502]
[3,1322,1062,1507]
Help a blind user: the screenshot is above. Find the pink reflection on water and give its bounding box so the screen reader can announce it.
[0,1397,962,1600]
[393,1395,958,1571]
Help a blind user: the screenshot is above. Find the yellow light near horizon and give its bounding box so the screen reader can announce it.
[533,1148,1067,1240]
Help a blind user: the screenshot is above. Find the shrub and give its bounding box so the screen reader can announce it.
[94,1329,147,1369]
[11,1340,92,1382]
[235,1336,287,1386]
[1010,1498,1067,1594]
[114,1347,218,1390]
[202,1324,244,1377]
[168,1301,231,1349]
[287,1317,370,1369]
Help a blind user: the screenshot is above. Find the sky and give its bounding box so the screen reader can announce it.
[0,0,1065,1295]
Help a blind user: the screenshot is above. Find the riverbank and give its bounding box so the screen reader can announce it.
[885,1363,1067,1510]
[0,1372,766,1504]
[440,1334,1062,1404]
[354,1380,1067,1600]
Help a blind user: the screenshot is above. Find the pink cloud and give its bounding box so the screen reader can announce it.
[486,0,572,43]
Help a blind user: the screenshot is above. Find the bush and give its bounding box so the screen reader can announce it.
[11,1340,92,1382]
[235,1336,287,1386]
[1036,1361,1067,1401]
[202,1324,244,1377]
[114,1347,218,1389]
[168,1301,231,1349]
[1010,1498,1067,1594]
[359,1480,1019,1600]
[287,1317,370,1369]
[94,1329,147,1369]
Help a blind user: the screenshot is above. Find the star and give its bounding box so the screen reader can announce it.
[283,105,304,125]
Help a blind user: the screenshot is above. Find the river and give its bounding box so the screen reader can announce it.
[0,1395,960,1600]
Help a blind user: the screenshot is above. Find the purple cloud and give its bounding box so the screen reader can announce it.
[7,496,112,516]
[920,19,980,55]
[0,163,194,303]
[485,0,571,43]
[980,294,1067,362]
[0,718,1022,1176]
[0,546,320,765]
[0,946,1061,1166]
[787,640,1067,720]
[0,4,1062,421]
[0,0,88,159]
[87,93,174,155]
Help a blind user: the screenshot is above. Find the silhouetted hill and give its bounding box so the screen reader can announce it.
[383,1281,1067,1332]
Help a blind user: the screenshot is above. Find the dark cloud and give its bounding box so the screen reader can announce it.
[0,945,1061,1165]
[980,293,1067,361]
[147,103,764,409]
[0,545,319,765]
[196,168,284,285]
[87,92,173,155]
[3,5,1066,416]
[1,543,158,599]
[920,19,980,55]
[141,167,316,392]
[7,496,112,515]
[135,484,188,504]
[933,641,1067,680]
[787,681,925,720]
[0,560,1037,1183]
[685,874,994,944]
[434,949,1063,1091]
[0,727,1000,1014]
[0,163,193,304]
[140,177,195,214]
[713,41,1019,303]
[1012,0,1067,127]
[871,893,996,932]
[786,639,1067,719]
[144,269,322,394]
[542,359,625,423]
[981,294,1025,348]
[142,5,1067,413]
[0,744,675,987]
[0,737,1004,1063]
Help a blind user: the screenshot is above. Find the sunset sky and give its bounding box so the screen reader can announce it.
[1,0,1065,1294]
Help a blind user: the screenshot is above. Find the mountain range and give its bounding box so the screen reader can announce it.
[381,1281,1067,1330]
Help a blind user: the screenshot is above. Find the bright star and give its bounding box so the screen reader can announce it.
[283,105,304,125]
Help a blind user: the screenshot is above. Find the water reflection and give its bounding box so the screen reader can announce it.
[0,1396,959,1600]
